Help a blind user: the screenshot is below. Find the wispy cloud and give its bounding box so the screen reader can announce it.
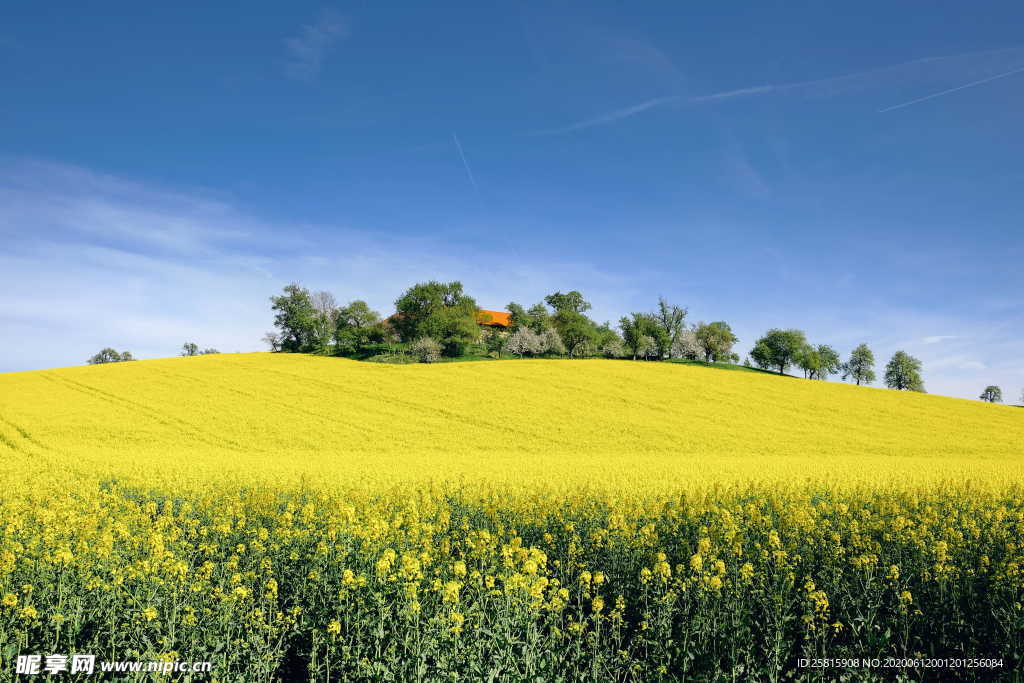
[284,9,349,82]
[929,354,987,371]
[922,335,958,344]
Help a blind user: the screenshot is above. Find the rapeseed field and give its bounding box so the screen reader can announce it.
[0,354,1021,680]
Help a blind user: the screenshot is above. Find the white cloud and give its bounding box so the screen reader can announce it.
[284,9,349,82]
[922,335,958,344]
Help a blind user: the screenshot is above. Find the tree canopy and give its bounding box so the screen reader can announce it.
[544,291,591,315]
[693,321,739,363]
[393,281,479,357]
[841,344,876,385]
[619,313,665,360]
[750,329,807,375]
[884,351,925,392]
[655,298,688,357]
[979,385,1002,403]
[797,344,841,380]
[87,348,133,364]
[270,283,318,353]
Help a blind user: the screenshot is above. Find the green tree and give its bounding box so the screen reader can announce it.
[813,344,841,380]
[484,329,509,358]
[544,291,591,314]
[884,351,925,392]
[551,310,596,358]
[655,298,687,357]
[637,334,656,360]
[393,281,479,357]
[619,313,662,360]
[979,385,1002,403]
[337,300,380,329]
[506,302,530,331]
[693,321,739,363]
[544,290,597,358]
[592,322,621,356]
[751,329,807,375]
[525,302,552,333]
[270,283,318,353]
[797,344,842,380]
[334,300,384,355]
[181,342,199,357]
[87,348,133,364]
[841,344,876,386]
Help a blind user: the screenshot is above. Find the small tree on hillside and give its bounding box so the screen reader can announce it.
[751,329,807,375]
[182,342,199,357]
[334,300,385,355]
[87,348,133,364]
[841,344,876,385]
[262,332,281,352]
[655,298,687,357]
[884,351,925,392]
[619,313,663,360]
[693,321,739,363]
[979,386,1002,403]
[552,310,596,358]
[797,344,841,380]
[270,283,318,353]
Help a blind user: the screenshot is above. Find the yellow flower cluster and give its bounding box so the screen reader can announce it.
[0,354,1021,678]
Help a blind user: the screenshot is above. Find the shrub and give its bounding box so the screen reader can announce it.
[410,336,442,363]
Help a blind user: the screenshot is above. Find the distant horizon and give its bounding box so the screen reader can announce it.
[2,1,1022,401]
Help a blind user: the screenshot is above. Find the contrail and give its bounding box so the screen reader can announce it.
[689,85,775,103]
[878,65,1024,112]
[451,132,479,193]
[529,96,680,136]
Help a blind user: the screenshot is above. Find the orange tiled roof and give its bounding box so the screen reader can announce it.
[477,309,511,327]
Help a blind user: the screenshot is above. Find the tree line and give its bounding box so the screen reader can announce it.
[264,281,939,393]
[82,280,1016,402]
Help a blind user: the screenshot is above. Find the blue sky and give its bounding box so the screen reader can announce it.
[1,1,1022,401]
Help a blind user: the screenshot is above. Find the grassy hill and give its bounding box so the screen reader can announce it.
[1,352,1019,492]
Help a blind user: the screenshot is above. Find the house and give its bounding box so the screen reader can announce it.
[476,309,511,328]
